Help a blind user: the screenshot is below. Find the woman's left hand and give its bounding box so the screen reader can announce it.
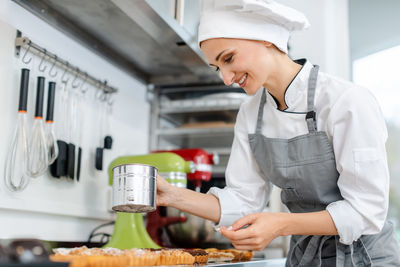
[220,212,285,251]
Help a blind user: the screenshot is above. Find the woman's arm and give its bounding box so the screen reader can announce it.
[221,210,337,251]
[283,210,338,236]
[156,174,221,223]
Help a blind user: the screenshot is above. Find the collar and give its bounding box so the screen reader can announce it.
[266,59,313,112]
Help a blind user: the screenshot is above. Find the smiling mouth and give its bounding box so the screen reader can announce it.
[238,73,248,86]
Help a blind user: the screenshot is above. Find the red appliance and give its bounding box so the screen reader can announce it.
[146,208,186,246]
[153,148,219,189]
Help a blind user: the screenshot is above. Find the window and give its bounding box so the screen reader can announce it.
[353,45,400,240]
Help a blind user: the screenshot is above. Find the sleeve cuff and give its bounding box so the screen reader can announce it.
[326,200,366,245]
[207,187,242,227]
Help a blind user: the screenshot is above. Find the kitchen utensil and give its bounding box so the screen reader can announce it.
[104,95,113,149]
[104,213,160,249]
[108,153,195,247]
[66,86,76,179]
[50,81,68,178]
[106,153,193,249]
[75,84,87,181]
[76,147,82,181]
[4,68,30,191]
[111,163,158,213]
[95,147,103,170]
[27,76,49,177]
[153,148,219,189]
[146,150,225,247]
[95,92,105,170]
[45,81,58,164]
[8,239,49,263]
[107,152,193,186]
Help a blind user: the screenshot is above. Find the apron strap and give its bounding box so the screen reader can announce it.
[306,65,319,133]
[335,236,372,266]
[288,235,331,267]
[256,64,320,134]
[255,88,267,134]
[335,236,347,266]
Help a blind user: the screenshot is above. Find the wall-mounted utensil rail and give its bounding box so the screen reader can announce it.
[15,31,118,94]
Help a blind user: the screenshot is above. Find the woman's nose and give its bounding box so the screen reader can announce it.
[220,69,234,86]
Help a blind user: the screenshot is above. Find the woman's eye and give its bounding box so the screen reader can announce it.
[224,55,233,63]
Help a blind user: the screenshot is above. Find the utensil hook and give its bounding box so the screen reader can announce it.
[61,62,70,84]
[96,82,107,101]
[38,49,47,72]
[21,45,32,64]
[80,72,89,94]
[107,93,114,106]
[72,68,81,89]
[49,55,58,77]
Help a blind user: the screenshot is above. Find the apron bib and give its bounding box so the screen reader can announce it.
[248,66,400,266]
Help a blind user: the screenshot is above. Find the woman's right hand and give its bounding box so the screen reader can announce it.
[156,174,176,207]
[156,174,221,223]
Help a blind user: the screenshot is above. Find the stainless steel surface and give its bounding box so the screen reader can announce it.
[165,206,225,247]
[15,35,118,94]
[149,85,244,178]
[156,127,235,148]
[163,171,228,247]
[160,98,243,113]
[12,0,221,86]
[112,164,157,213]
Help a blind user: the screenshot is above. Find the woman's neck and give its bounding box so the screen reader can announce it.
[263,56,302,110]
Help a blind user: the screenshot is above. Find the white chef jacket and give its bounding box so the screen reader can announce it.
[208,59,390,245]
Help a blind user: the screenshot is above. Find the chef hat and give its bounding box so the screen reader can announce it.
[198,0,310,53]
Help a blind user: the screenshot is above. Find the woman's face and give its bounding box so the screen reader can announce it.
[200,38,275,95]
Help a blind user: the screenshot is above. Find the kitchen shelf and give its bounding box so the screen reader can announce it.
[157,127,234,136]
[158,91,248,126]
[156,127,234,148]
[150,85,246,182]
[160,99,243,113]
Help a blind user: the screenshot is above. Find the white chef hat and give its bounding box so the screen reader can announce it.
[198,0,310,53]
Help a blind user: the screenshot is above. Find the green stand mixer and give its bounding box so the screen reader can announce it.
[104,152,193,249]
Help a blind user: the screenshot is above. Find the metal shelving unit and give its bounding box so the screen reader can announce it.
[149,85,249,176]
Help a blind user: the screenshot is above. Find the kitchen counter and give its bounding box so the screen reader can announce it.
[164,258,287,267]
[0,259,286,267]
[206,258,286,267]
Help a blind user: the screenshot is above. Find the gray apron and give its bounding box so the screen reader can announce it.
[248,65,400,266]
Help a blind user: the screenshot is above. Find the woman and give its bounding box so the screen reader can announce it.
[156,0,400,266]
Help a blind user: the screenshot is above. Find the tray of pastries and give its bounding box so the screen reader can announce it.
[49,246,254,266]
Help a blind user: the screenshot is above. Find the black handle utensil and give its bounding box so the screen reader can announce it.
[45,81,59,165]
[27,76,49,178]
[50,82,68,178]
[4,68,30,191]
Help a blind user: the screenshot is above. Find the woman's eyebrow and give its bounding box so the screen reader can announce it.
[215,49,228,61]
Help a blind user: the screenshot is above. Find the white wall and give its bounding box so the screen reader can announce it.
[280,0,350,80]
[0,1,150,241]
